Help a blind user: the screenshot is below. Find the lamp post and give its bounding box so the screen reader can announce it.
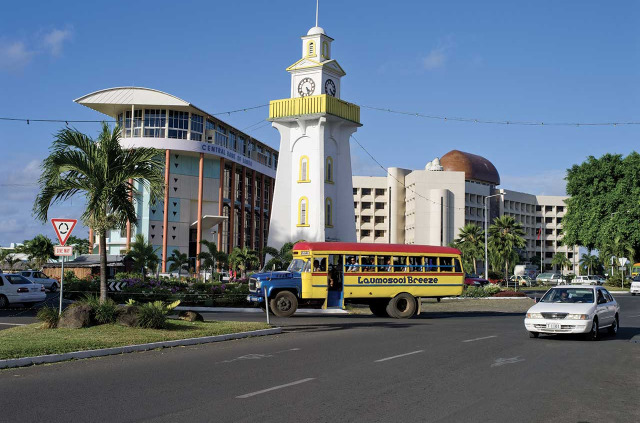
[484,193,504,280]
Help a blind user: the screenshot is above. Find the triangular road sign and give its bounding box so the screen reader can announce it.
[51,218,78,246]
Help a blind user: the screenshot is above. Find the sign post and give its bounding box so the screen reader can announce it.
[51,219,78,315]
[619,258,629,289]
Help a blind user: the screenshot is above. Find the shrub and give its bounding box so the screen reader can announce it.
[94,298,119,324]
[137,300,181,329]
[488,270,504,281]
[36,306,60,329]
[462,286,489,298]
[493,290,527,297]
[483,284,501,296]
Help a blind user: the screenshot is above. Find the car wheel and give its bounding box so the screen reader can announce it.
[386,293,417,319]
[0,295,8,309]
[269,291,298,318]
[632,293,636,296]
[608,314,619,336]
[50,283,58,293]
[529,331,539,338]
[586,318,599,341]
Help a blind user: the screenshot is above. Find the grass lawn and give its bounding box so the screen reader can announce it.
[0,320,270,360]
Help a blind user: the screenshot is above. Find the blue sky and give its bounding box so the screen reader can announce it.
[0,0,637,245]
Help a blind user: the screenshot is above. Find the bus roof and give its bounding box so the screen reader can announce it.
[292,242,461,255]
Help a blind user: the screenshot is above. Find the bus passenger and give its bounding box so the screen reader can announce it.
[313,260,320,272]
[347,256,359,272]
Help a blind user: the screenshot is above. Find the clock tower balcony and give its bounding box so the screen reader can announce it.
[269,94,360,124]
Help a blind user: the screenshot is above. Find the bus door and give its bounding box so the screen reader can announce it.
[326,254,344,308]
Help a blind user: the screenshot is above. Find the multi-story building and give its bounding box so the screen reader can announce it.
[352,150,580,275]
[75,87,278,273]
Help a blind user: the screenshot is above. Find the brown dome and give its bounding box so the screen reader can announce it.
[440,150,500,185]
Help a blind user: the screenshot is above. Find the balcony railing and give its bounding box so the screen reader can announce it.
[269,94,360,124]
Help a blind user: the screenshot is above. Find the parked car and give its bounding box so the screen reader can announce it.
[510,275,535,287]
[524,285,619,340]
[631,276,640,296]
[465,274,490,287]
[536,273,563,285]
[0,274,47,308]
[572,275,601,286]
[20,270,59,292]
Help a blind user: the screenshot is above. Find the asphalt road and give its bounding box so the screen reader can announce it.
[1,295,639,423]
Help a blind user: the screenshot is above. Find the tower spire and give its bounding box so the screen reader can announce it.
[315,0,319,27]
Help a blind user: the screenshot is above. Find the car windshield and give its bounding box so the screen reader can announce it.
[540,288,594,303]
[5,275,32,285]
[287,258,310,273]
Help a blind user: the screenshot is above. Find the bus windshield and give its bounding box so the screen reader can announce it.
[288,258,310,273]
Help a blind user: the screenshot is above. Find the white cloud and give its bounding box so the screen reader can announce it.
[42,28,72,56]
[501,170,568,196]
[422,38,454,71]
[0,40,35,71]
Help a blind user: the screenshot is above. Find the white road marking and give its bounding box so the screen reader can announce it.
[374,350,424,363]
[491,357,525,367]
[236,378,315,398]
[0,323,26,326]
[217,348,301,364]
[462,335,497,343]
[626,314,640,318]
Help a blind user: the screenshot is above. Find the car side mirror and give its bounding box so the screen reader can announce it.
[535,297,540,303]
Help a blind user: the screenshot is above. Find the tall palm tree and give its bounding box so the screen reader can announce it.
[551,253,572,278]
[167,249,189,277]
[229,246,260,278]
[197,240,228,282]
[33,123,164,302]
[579,252,600,275]
[125,234,159,282]
[450,224,485,275]
[18,234,55,270]
[488,215,526,284]
[261,242,295,271]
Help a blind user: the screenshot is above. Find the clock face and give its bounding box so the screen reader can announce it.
[325,79,336,97]
[298,77,316,97]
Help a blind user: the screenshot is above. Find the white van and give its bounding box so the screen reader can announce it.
[572,275,601,286]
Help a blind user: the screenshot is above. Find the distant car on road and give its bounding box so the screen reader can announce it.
[510,275,535,287]
[20,270,59,292]
[0,274,47,308]
[631,276,640,296]
[536,273,563,285]
[524,285,619,340]
[572,275,601,286]
[465,274,489,287]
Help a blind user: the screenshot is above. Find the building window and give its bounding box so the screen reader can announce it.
[133,110,142,137]
[362,202,371,209]
[375,216,385,224]
[362,188,371,196]
[144,109,166,137]
[325,156,333,182]
[215,125,228,147]
[375,202,384,210]
[322,41,329,59]
[299,156,310,182]
[375,230,385,238]
[298,197,309,226]
[362,216,371,223]
[229,133,237,150]
[168,110,189,139]
[123,111,132,137]
[375,188,385,196]
[308,41,316,57]
[353,188,358,195]
[325,198,333,227]
[190,114,203,141]
[361,230,371,237]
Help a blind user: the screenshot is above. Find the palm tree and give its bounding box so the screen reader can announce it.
[197,240,228,282]
[229,246,260,278]
[4,254,22,271]
[18,234,55,270]
[261,242,295,271]
[488,216,526,284]
[125,234,160,282]
[33,123,164,302]
[167,249,189,277]
[579,252,600,275]
[551,253,572,278]
[450,224,485,275]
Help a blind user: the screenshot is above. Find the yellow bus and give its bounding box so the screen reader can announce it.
[632,263,640,277]
[247,242,464,318]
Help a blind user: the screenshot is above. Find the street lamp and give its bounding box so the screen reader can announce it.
[484,193,505,280]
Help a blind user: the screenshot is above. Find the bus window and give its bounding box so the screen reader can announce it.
[361,255,375,272]
[288,258,310,272]
[424,256,438,272]
[408,256,422,272]
[440,257,453,272]
[345,255,359,272]
[378,256,391,272]
[312,257,327,272]
[454,258,462,273]
[393,256,407,272]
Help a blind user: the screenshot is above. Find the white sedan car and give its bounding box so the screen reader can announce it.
[0,274,47,308]
[524,285,619,340]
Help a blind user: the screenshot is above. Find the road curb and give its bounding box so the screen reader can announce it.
[440,297,532,300]
[174,306,348,315]
[0,327,282,370]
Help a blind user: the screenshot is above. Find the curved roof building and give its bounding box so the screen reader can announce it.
[440,150,500,186]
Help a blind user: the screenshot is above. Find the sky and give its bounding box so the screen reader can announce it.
[0,0,638,246]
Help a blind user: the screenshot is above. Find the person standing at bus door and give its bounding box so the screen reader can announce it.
[347,257,359,272]
[313,260,320,272]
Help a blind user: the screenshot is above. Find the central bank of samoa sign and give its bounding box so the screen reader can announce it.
[358,276,439,284]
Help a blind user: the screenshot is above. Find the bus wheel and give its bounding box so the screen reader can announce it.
[269,291,298,318]
[369,300,389,317]
[386,293,417,319]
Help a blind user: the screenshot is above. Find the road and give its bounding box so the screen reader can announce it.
[1,295,639,422]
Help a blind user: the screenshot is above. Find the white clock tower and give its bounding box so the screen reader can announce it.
[267,15,361,249]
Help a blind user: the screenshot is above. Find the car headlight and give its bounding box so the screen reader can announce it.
[566,314,589,320]
[526,313,543,319]
[255,281,262,288]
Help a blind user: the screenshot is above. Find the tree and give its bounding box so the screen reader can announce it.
[579,252,600,275]
[197,240,228,282]
[33,123,164,303]
[67,235,90,255]
[551,253,572,277]
[167,249,189,277]
[229,247,260,278]
[125,234,159,282]
[18,235,55,270]
[450,224,485,275]
[488,216,526,284]
[563,152,640,262]
[4,254,22,271]
[261,242,295,271]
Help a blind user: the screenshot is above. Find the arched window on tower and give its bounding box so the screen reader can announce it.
[299,156,310,182]
[325,156,333,183]
[322,41,329,59]
[298,197,309,226]
[325,198,333,227]
[308,41,316,57]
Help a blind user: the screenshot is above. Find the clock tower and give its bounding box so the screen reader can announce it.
[267,18,361,250]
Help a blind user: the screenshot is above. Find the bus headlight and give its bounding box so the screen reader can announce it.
[255,281,262,288]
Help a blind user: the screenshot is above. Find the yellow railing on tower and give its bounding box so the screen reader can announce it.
[269,95,360,124]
